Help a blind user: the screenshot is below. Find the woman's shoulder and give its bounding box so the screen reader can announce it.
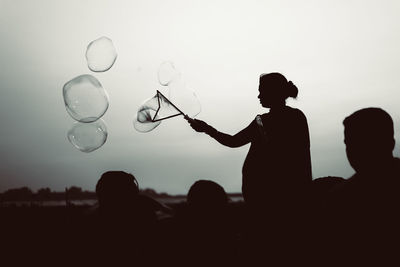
[259,107,307,120]
[285,106,308,121]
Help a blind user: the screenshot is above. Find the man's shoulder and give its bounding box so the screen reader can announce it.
[394,157,400,168]
[329,174,359,197]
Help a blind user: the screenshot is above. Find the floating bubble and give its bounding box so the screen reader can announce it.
[67,119,108,153]
[158,61,180,86]
[168,78,201,118]
[86,36,117,72]
[63,74,109,123]
[133,96,162,133]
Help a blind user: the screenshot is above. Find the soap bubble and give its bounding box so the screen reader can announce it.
[133,96,162,132]
[63,74,109,123]
[168,78,201,118]
[158,61,180,86]
[86,36,117,72]
[67,119,108,153]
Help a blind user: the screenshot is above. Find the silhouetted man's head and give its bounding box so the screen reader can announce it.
[258,73,298,108]
[96,171,139,212]
[343,108,395,173]
[187,180,228,211]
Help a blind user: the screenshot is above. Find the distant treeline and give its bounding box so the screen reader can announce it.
[0,186,242,202]
[0,186,171,201]
[0,187,96,201]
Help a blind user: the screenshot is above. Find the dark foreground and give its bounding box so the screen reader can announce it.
[2,197,398,266]
[1,202,246,265]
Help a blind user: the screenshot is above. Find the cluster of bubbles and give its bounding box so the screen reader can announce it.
[133,61,201,133]
[63,37,117,152]
[63,37,202,148]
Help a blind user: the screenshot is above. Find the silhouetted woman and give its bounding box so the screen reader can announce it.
[186,73,312,209]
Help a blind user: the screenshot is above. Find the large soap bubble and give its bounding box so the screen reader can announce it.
[158,61,180,86]
[63,74,109,123]
[133,96,162,132]
[86,36,117,72]
[67,119,108,153]
[168,78,201,118]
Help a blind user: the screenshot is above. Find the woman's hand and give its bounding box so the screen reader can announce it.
[184,115,210,133]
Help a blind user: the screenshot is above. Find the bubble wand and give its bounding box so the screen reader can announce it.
[151,90,186,122]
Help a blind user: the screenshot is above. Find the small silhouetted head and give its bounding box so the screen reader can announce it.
[311,176,345,198]
[258,73,298,108]
[187,180,228,211]
[96,171,139,211]
[343,108,395,172]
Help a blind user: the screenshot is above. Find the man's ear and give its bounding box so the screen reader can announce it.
[390,138,395,151]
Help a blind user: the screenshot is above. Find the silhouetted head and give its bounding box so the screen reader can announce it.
[96,171,139,212]
[187,180,228,211]
[307,176,345,212]
[311,176,345,198]
[343,108,395,173]
[258,73,298,108]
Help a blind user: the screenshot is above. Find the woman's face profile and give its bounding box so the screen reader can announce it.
[258,88,269,108]
[258,82,278,108]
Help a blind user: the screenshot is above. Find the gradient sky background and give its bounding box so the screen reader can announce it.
[1,0,399,194]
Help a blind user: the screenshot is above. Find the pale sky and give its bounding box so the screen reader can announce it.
[0,0,399,194]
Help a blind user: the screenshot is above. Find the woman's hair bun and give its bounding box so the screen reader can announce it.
[259,73,299,99]
[286,81,298,99]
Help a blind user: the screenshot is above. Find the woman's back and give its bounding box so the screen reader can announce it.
[242,106,312,204]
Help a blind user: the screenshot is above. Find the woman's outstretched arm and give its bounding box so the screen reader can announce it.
[185,116,253,148]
